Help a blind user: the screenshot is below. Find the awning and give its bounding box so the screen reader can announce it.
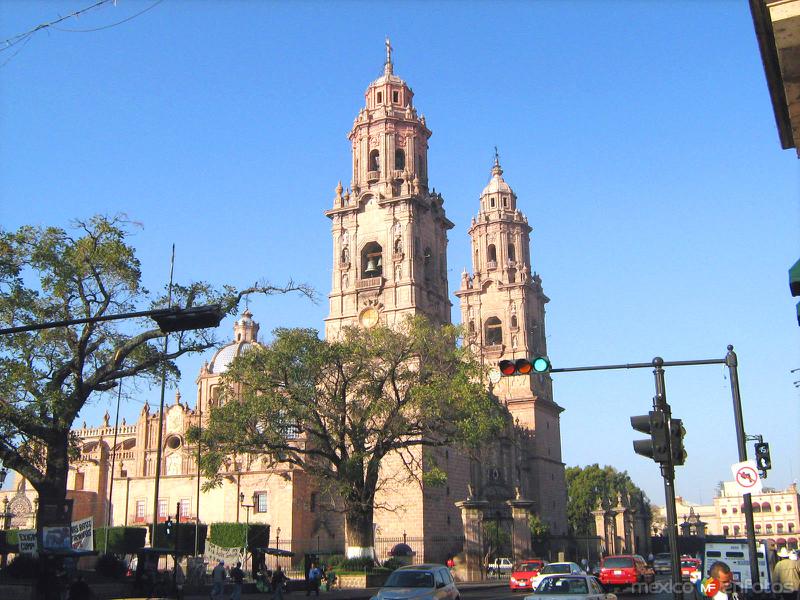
[790,257,800,296]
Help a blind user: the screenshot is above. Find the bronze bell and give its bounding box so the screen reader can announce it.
[365,257,380,276]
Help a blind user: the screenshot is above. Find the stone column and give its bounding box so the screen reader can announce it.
[456,497,488,582]
[507,495,535,561]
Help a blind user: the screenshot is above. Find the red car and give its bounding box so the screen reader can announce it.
[598,555,655,591]
[680,558,701,580]
[509,559,547,591]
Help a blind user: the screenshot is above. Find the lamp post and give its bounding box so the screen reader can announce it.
[276,527,281,570]
[240,492,255,573]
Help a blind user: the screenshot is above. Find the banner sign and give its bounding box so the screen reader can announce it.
[43,525,71,550]
[204,541,244,570]
[71,516,93,551]
[18,529,38,555]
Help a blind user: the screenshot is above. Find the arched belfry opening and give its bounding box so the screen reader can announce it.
[361,242,383,278]
[484,316,503,345]
[369,149,381,173]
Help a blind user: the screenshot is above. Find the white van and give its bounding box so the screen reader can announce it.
[702,541,771,590]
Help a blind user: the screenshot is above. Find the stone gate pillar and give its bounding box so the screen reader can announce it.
[456,496,488,581]
[507,493,535,561]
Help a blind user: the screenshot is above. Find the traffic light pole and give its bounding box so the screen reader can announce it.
[653,359,682,600]
[725,347,760,590]
[543,345,760,592]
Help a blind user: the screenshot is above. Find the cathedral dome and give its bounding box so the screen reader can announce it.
[481,154,515,198]
[207,310,261,374]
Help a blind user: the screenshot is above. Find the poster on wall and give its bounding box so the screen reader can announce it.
[71,516,93,551]
[18,529,38,555]
[43,525,71,550]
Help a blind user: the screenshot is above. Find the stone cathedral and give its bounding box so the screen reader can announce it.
[0,45,568,567]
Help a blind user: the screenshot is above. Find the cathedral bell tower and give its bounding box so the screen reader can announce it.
[455,154,568,536]
[325,41,453,339]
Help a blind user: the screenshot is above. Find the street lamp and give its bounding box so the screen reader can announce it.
[240,492,255,573]
[275,527,281,570]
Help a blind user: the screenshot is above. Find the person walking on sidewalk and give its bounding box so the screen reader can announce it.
[229,561,244,600]
[307,562,322,596]
[271,565,288,600]
[211,560,227,600]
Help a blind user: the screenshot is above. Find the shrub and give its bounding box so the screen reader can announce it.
[94,526,147,555]
[337,557,375,572]
[382,558,403,571]
[4,554,39,579]
[208,522,268,550]
[325,554,345,568]
[95,553,128,579]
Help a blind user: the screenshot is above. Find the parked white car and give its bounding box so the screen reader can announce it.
[487,557,513,577]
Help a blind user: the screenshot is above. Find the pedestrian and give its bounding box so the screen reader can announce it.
[229,561,244,600]
[773,549,800,600]
[175,562,186,600]
[211,559,227,600]
[691,561,743,600]
[307,562,322,596]
[271,565,288,600]
[67,575,92,600]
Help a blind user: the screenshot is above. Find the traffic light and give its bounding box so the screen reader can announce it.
[630,410,669,463]
[669,418,687,466]
[754,442,771,472]
[165,516,173,538]
[498,356,551,376]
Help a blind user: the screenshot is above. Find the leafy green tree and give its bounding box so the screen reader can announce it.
[528,513,550,545]
[565,464,650,536]
[0,215,312,529]
[193,317,505,557]
[483,519,510,563]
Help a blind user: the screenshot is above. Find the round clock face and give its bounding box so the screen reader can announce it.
[359,307,379,328]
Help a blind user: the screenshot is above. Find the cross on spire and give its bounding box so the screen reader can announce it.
[384,36,393,74]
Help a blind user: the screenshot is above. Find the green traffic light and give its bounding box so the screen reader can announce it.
[532,356,551,373]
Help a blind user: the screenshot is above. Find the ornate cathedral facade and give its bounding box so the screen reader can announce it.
[1,45,568,566]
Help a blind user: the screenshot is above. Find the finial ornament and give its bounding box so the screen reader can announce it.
[384,37,393,74]
[492,146,503,177]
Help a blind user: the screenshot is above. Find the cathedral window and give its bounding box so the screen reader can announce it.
[395,148,405,170]
[490,198,495,208]
[310,492,317,513]
[487,244,497,265]
[166,436,181,450]
[392,90,399,103]
[369,149,380,173]
[503,196,508,207]
[361,242,383,278]
[484,317,503,345]
[255,491,268,513]
[376,91,383,104]
[508,243,516,262]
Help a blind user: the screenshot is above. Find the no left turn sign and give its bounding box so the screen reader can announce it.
[731,460,763,495]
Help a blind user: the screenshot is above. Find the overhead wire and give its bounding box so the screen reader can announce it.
[0,0,165,67]
[53,0,165,33]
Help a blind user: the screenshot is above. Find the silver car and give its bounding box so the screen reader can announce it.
[370,564,460,600]
[524,574,617,600]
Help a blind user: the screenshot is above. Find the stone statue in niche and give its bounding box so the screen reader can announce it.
[341,246,350,265]
[342,272,349,289]
[394,263,402,281]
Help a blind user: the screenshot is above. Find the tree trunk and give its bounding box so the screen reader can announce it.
[344,503,375,560]
[35,432,72,531]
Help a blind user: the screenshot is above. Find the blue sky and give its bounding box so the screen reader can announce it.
[1,0,798,507]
